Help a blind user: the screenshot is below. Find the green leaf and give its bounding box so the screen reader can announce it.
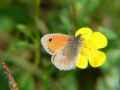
[0,68,10,90]
[99,68,120,90]
[96,78,107,90]
[102,49,120,72]
[58,73,77,90]
[16,24,33,38]
[0,16,14,32]
[8,40,33,51]
[98,26,118,40]
[16,72,35,90]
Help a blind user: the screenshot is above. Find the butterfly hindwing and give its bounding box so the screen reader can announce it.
[51,37,80,70]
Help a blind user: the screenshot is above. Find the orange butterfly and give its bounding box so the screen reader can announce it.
[41,33,82,70]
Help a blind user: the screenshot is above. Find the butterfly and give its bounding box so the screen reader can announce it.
[41,33,82,70]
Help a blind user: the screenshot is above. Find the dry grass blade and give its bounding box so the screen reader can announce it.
[2,62,19,90]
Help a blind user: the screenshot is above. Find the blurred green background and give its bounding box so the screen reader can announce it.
[0,0,120,90]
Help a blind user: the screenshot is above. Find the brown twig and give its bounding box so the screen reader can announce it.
[2,62,19,90]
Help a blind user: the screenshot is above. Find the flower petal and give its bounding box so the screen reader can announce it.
[75,27,93,44]
[75,27,93,36]
[89,50,106,67]
[93,32,107,49]
[76,53,88,69]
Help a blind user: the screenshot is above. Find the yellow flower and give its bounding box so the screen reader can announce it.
[75,27,107,69]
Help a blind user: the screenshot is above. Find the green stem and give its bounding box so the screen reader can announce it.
[34,41,40,67]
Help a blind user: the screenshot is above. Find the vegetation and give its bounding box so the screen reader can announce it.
[0,0,120,90]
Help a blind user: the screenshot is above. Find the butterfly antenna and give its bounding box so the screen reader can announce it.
[72,23,78,35]
[2,62,19,90]
[72,23,76,32]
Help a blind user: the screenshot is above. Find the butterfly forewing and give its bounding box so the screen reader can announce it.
[41,34,71,55]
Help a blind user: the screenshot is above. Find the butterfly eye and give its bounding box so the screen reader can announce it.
[48,38,53,42]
